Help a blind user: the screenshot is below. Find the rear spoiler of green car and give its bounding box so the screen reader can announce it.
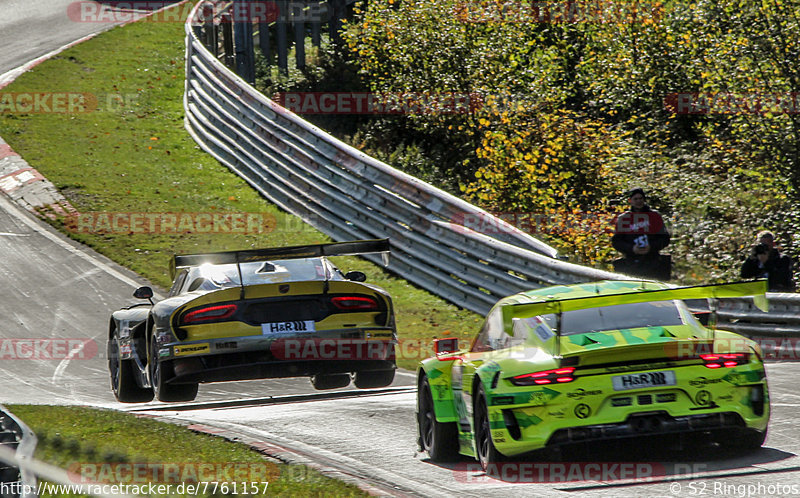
[170,238,391,277]
[503,280,768,359]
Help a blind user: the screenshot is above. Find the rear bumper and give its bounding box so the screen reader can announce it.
[546,411,747,446]
[167,358,396,384]
[158,330,396,384]
[487,362,769,456]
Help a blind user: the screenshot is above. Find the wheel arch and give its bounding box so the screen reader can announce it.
[418,359,458,423]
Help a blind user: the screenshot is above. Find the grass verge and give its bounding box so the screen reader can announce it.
[0,2,480,370]
[7,405,366,497]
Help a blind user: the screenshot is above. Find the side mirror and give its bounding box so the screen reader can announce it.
[434,338,459,355]
[133,286,154,300]
[345,271,366,282]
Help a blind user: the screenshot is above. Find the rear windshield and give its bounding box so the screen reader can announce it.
[541,300,687,335]
[189,257,343,291]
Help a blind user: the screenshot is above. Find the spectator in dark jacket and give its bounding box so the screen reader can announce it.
[612,188,671,280]
[741,235,795,292]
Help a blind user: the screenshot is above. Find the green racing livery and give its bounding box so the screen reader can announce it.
[416,280,770,469]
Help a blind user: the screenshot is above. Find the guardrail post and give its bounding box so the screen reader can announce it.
[234,0,256,84]
[204,15,217,57]
[222,12,235,69]
[328,0,346,47]
[258,21,271,64]
[292,2,306,70]
[311,1,321,47]
[276,0,289,74]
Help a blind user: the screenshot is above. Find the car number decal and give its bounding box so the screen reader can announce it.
[261,320,316,334]
[612,370,676,391]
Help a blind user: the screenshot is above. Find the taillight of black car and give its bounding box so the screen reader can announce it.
[330,295,391,326]
[330,296,379,311]
[181,304,238,324]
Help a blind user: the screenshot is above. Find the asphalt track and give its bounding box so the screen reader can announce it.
[136,363,800,497]
[0,0,114,76]
[0,3,798,497]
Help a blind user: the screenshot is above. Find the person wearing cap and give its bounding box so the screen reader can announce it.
[611,188,671,280]
[740,232,795,292]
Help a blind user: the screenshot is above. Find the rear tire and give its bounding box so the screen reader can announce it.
[311,373,351,390]
[475,383,504,471]
[418,376,459,461]
[150,339,198,402]
[354,369,395,388]
[108,337,153,403]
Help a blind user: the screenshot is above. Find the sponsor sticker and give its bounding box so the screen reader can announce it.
[173,343,210,356]
[366,331,393,340]
[215,341,238,350]
[612,370,676,391]
[689,377,724,387]
[574,403,592,419]
[261,320,315,335]
[566,388,602,399]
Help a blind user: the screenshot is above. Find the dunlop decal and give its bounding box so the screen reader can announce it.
[174,343,210,356]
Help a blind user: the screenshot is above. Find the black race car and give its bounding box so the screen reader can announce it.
[108,239,396,402]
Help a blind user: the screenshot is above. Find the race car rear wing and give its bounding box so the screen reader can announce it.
[171,238,391,277]
[503,280,768,359]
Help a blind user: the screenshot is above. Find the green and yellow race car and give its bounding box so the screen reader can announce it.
[417,280,770,469]
[108,239,396,403]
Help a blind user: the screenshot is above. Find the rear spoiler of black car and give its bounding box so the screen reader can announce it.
[171,238,391,277]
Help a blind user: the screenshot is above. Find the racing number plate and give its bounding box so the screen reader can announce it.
[261,320,316,335]
[612,370,677,391]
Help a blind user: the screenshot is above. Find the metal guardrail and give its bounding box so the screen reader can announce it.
[0,406,138,498]
[0,406,37,498]
[183,1,800,335]
[715,294,800,337]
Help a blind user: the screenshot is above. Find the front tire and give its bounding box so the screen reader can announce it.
[475,383,504,471]
[354,369,395,389]
[418,375,459,461]
[108,337,153,403]
[149,338,198,402]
